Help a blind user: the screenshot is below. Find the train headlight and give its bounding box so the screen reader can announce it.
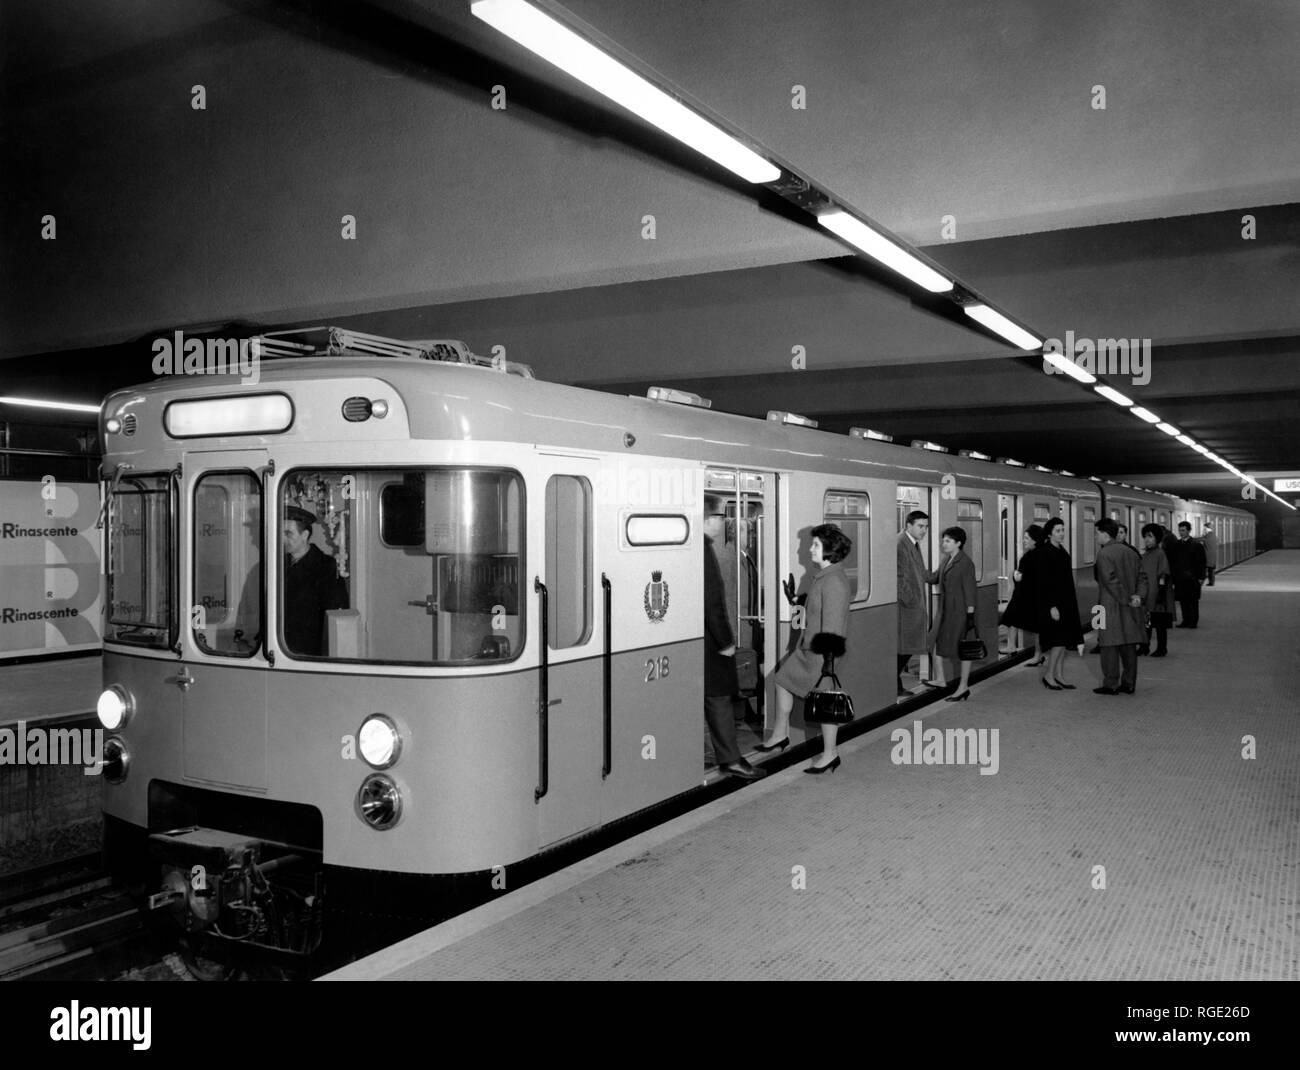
[356,775,402,830]
[97,685,133,730]
[358,714,401,769]
[102,737,129,784]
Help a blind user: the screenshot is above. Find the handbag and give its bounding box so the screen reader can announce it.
[803,662,855,725]
[958,619,987,662]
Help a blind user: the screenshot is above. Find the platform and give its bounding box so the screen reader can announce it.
[328,551,1299,981]
[0,654,101,728]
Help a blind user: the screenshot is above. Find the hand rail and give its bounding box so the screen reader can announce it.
[534,577,549,802]
[601,573,612,779]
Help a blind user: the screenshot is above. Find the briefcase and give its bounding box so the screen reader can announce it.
[958,622,987,662]
[803,668,855,725]
[734,647,759,692]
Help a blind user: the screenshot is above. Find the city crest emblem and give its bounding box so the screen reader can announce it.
[643,570,669,622]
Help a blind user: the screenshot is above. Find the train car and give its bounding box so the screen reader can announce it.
[93,327,1254,956]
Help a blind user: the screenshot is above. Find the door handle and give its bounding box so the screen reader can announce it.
[168,668,194,692]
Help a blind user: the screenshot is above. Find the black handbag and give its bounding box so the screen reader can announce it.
[803,663,855,725]
[958,619,987,662]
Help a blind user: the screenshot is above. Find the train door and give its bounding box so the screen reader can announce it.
[705,468,776,760]
[183,450,270,790]
[535,456,602,846]
[896,485,938,686]
[998,494,1015,652]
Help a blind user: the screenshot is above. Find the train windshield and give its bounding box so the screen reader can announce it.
[278,467,524,665]
[106,472,173,648]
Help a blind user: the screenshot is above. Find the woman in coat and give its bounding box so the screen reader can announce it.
[760,524,853,773]
[929,526,978,701]
[1033,516,1084,690]
[1000,524,1044,665]
[1139,523,1175,656]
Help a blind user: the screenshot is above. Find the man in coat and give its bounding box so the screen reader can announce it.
[1200,523,1219,586]
[1169,521,1207,627]
[896,510,931,696]
[1092,518,1149,695]
[283,506,349,656]
[703,497,760,780]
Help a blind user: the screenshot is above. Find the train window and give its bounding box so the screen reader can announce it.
[280,467,523,665]
[625,514,689,546]
[379,477,425,547]
[956,500,984,581]
[1081,505,1097,564]
[896,485,926,534]
[106,472,172,648]
[1032,503,1051,522]
[824,490,870,600]
[193,471,261,657]
[545,475,593,648]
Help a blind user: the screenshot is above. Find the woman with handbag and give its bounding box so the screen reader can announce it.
[759,524,853,774]
[1033,516,1085,689]
[929,526,979,701]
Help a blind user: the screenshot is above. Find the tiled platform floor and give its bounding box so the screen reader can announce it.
[331,552,1299,981]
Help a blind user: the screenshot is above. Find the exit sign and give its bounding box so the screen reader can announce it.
[1274,478,1300,493]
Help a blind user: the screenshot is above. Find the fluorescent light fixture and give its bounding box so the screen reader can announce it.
[1191,443,1211,455]
[1130,406,1161,424]
[1175,435,1196,446]
[818,211,953,293]
[962,304,1041,350]
[471,0,780,184]
[1156,422,1181,436]
[164,394,293,438]
[0,395,101,414]
[1042,352,1096,384]
[1094,385,1133,407]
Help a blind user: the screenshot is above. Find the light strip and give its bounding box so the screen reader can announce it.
[1175,434,1196,446]
[1191,443,1211,454]
[818,210,953,293]
[1094,385,1134,407]
[0,395,101,414]
[470,0,780,184]
[1042,351,1096,383]
[1130,406,1161,424]
[1156,422,1181,436]
[962,304,1042,350]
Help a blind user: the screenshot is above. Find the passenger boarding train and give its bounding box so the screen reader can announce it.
[95,327,1255,955]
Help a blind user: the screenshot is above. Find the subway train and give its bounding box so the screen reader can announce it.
[95,326,1255,955]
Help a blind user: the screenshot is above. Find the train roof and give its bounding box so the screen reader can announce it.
[100,327,1254,518]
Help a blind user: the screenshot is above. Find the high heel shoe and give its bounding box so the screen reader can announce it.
[755,737,789,753]
[1052,681,1076,690]
[944,689,971,702]
[1024,658,1045,667]
[1041,678,1063,691]
[804,755,840,775]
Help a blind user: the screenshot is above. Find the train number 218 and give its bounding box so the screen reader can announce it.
[644,655,670,682]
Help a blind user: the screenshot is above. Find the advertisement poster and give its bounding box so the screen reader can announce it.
[0,479,102,658]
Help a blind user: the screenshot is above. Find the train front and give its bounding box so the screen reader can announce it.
[97,343,544,959]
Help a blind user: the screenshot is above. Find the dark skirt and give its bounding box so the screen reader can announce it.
[1038,609,1084,649]
[1000,583,1035,630]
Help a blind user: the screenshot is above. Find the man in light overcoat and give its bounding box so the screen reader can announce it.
[1093,517,1149,695]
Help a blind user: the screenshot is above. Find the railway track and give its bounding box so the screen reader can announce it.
[0,854,151,980]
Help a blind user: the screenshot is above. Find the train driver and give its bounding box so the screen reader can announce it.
[282,505,349,656]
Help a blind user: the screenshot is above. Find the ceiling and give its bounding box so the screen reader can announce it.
[2,0,1297,513]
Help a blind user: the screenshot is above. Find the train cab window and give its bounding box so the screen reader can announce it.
[956,500,984,581]
[1081,505,1097,564]
[281,467,523,665]
[106,472,172,648]
[1032,503,1051,522]
[824,490,870,600]
[545,475,593,648]
[193,471,262,657]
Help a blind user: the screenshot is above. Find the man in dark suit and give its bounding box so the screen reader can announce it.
[282,506,349,656]
[896,510,930,696]
[703,497,760,780]
[1169,521,1207,628]
[1200,523,1219,586]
